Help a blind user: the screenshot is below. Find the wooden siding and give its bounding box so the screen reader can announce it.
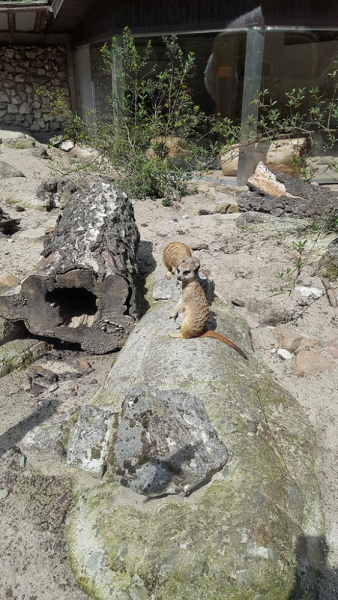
[49,0,338,44]
[71,0,260,45]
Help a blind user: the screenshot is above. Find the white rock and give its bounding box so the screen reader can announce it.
[60,140,75,152]
[277,348,294,360]
[295,286,323,298]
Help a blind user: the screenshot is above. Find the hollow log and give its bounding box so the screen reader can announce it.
[0,182,140,354]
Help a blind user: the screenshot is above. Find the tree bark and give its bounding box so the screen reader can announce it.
[0,182,140,354]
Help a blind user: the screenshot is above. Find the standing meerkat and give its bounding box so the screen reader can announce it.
[163,241,192,279]
[170,256,247,359]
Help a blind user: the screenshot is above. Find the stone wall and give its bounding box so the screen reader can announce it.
[0,45,70,134]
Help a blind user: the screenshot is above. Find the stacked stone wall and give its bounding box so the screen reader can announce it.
[0,44,70,133]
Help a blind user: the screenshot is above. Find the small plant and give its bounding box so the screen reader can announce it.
[38,29,242,201]
[269,239,307,296]
[324,207,338,233]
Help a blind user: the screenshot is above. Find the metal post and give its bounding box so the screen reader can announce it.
[237,28,265,186]
[111,34,123,124]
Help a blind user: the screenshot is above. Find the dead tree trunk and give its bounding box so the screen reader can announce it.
[0,183,140,354]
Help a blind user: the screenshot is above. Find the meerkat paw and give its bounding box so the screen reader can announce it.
[166,271,172,279]
[169,313,178,320]
[170,333,183,338]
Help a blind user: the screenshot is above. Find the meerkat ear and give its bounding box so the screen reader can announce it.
[191,256,200,272]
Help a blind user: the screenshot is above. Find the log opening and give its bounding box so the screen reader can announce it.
[45,288,98,329]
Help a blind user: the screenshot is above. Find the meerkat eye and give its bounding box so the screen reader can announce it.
[183,270,190,275]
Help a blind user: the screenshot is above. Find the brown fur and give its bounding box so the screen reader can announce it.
[170,257,247,360]
[163,241,192,279]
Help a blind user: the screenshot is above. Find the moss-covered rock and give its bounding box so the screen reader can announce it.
[67,293,323,600]
[0,338,48,377]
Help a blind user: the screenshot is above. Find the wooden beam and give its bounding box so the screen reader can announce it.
[0,31,71,44]
[51,0,66,21]
[34,9,47,33]
[7,11,15,33]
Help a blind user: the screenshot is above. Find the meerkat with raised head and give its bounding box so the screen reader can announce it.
[163,241,192,279]
[170,256,247,359]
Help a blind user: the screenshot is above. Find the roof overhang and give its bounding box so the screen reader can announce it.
[0,1,52,34]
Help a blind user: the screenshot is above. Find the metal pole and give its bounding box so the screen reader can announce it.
[237,28,265,186]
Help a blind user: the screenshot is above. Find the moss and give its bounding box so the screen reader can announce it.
[67,287,323,600]
[0,339,47,378]
[61,410,80,449]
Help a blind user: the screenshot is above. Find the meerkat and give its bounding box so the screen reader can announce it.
[163,241,192,279]
[169,256,247,359]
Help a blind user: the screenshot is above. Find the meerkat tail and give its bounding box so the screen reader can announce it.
[200,331,248,359]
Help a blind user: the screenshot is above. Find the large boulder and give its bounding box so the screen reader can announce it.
[67,282,323,600]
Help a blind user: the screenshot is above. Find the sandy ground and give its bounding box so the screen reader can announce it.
[0,128,337,599]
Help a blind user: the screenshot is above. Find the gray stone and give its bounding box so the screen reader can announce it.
[60,139,75,152]
[0,339,48,378]
[318,238,338,279]
[2,115,14,125]
[0,316,25,346]
[20,411,76,457]
[66,288,324,600]
[19,103,32,115]
[31,147,50,159]
[0,161,25,179]
[114,387,228,496]
[15,74,25,83]
[7,104,18,114]
[238,172,338,221]
[49,135,63,147]
[67,405,115,477]
[29,123,40,133]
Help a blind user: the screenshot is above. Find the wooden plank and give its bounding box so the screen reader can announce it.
[8,11,15,32]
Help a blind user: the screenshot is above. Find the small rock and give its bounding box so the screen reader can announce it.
[295,286,323,298]
[191,243,209,251]
[49,135,63,147]
[38,399,52,408]
[60,140,75,152]
[227,204,240,214]
[277,348,294,360]
[19,455,26,468]
[276,325,304,353]
[23,470,31,478]
[48,383,59,393]
[28,364,58,381]
[231,298,245,307]
[14,205,25,212]
[0,488,9,500]
[31,148,50,159]
[0,161,25,179]
[198,206,215,215]
[30,381,46,396]
[73,358,92,372]
[294,351,335,376]
[215,203,231,214]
